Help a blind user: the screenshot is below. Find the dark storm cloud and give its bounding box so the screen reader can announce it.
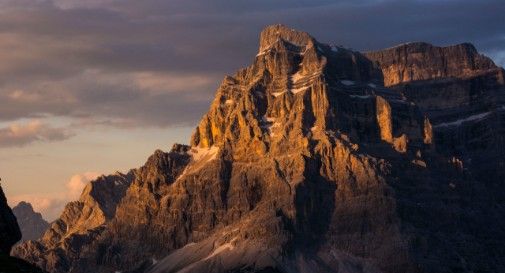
[0,0,503,131]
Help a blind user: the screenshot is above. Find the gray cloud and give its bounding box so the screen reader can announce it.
[0,0,503,136]
[0,120,73,147]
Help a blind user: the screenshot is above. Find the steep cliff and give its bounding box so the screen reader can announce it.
[0,185,21,254]
[0,185,46,273]
[366,42,505,187]
[12,202,49,242]
[12,172,133,272]
[364,42,497,86]
[14,25,505,273]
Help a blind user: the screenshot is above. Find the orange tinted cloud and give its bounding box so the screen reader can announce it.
[7,172,100,221]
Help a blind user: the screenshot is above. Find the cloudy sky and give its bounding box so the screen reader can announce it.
[1,0,504,220]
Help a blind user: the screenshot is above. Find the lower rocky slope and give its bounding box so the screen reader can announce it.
[14,25,505,273]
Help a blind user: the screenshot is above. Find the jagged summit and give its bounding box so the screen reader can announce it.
[12,201,49,242]
[191,24,419,162]
[365,41,498,86]
[12,201,31,210]
[13,25,505,273]
[258,24,316,52]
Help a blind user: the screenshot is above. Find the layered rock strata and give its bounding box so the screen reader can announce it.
[14,25,505,273]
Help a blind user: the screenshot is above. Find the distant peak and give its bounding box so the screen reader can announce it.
[14,201,34,211]
[369,41,478,54]
[259,24,315,52]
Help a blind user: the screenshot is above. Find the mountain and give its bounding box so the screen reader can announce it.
[365,42,505,185]
[12,171,133,272]
[0,185,46,273]
[12,202,50,242]
[13,25,505,273]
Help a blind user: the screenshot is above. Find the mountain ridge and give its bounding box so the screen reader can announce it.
[13,24,505,273]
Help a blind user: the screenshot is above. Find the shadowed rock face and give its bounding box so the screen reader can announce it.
[12,172,134,273]
[14,25,505,273]
[0,186,46,273]
[0,185,21,254]
[366,42,505,191]
[12,202,49,242]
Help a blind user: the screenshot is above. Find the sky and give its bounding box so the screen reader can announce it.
[1,0,504,220]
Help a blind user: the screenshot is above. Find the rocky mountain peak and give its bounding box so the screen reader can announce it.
[13,25,505,273]
[258,24,316,53]
[12,201,32,211]
[365,42,497,86]
[12,201,49,242]
[191,24,424,160]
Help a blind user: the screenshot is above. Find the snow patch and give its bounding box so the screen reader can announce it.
[189,146,219,163]
[434,112,492,128]
[289,71,320,94]
[182,242,196,248]
[204,243,235,261]
[349,95,372,99]
[368,83,377,88]
[341,80,355,86]
[331,46,340,53]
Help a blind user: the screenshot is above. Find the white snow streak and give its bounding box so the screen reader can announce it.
[204,243,235,260]
[189,146,219,163]
[340,80,355,86]
[349,95,372,99]
[434,112,492,128]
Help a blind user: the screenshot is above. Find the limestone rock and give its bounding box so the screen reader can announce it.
[14,25,505,273]
[365,42,497,86]
[12,172,134,273]
[367,41,505,186]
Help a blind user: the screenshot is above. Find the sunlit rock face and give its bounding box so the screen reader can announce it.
[14,25,505,273]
